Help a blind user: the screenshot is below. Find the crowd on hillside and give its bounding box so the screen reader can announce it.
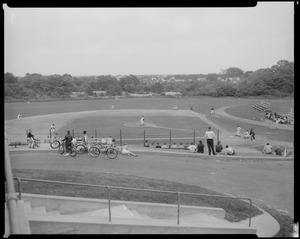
[265,111,293,124]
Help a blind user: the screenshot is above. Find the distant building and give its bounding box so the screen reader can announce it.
[164,92,182,97]
[70,92,85,98]
[93,91,107,97]
[225,77,241,84]
[128,93,153,97]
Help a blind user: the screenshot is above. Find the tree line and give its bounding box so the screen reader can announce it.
[4,60,294,101]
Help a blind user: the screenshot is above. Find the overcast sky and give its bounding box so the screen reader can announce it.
[4,3,294,77]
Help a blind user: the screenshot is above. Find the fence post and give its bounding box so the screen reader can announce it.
[107,187,111,222]
[169,130,171,148]
[217,129,219,142]
[143,130,146,147]
[95,129,97,138]
[193,130,195,145]
[120,129,122,146]
[177,192,180,225]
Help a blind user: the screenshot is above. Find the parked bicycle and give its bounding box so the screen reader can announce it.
[76,143,89,155]
[50,138,62,149]
[58,141,77,157]
[88,143,118,159]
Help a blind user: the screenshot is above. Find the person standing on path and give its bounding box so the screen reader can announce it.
[204,126,216,156]
[62,130,73,157]
[50,124,56,141]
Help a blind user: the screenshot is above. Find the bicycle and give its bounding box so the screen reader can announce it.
[50,138,62,149]
[76,143,89,155]
[88,143,118,159]
[32,138,40,149]
[59,141,77,157]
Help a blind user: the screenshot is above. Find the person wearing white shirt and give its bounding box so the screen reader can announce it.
[187,143,197,153]
[204,127,216,156]
[223,145,236,155]
[107,136,113,145]
[235,125,242,137]
[262,143,273,154]
[140,116,145,126]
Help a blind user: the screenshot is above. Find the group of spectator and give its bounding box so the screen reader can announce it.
[265,111,291,125]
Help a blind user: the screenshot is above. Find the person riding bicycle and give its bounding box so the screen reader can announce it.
[27,129,36,148]
[62,130,73,156]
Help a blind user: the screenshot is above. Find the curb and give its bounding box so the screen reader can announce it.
[9,147,294,161]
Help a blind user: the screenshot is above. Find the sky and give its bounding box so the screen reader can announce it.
[4,3,294,77]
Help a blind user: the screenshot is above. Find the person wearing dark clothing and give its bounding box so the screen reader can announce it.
[63,130,73,156]
[197,140,204,153]
[215,141,223,153]
[27,129,36,148]
[204,127,216,156]
[250,128,255,141]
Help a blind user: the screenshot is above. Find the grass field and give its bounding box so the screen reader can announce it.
[4,96,293,121]
[5,97,294,148]
[5,97,294,236]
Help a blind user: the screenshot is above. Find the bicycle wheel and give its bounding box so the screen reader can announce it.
[58,143,65,154]
[76,144,86,155]
[88,146,101,158]
[70,147,77,157]
[50,140,60,149]
[106,148,118,159]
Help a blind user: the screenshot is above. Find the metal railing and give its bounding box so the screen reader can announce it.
[14,177,252,227]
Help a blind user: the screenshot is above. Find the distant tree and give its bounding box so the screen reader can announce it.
[222,67,244,77]
[5,72,18,84]
[151,82,164,94]
[85,85,93,95]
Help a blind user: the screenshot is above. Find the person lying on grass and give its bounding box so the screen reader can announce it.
[121,144,138,157]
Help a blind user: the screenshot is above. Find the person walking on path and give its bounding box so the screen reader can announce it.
[204,126,216,156]
[250,128,255,141]
[62,130,73,157]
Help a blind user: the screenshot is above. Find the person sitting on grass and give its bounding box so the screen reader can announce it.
[274,146,283,156]
[223,145,236,155]
[171,143,178,149]
[161,143,169,149]
[187,143,197,153]
[262,143,273,154]
[184,143,189,150]
[121,143,138,157]
[155,143,161,148]
[197,140,204,153]
[144,140,150,147]
[215,141,223,154]
[178,143,185,149]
